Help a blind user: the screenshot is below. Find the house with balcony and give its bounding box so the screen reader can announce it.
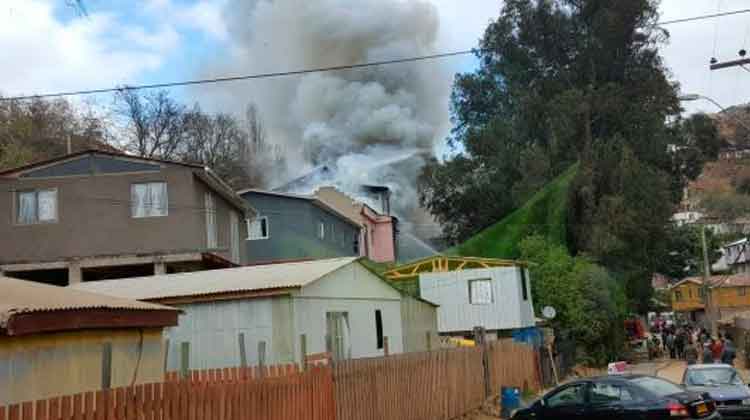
[0,150,253,285]
[671,273,750,323]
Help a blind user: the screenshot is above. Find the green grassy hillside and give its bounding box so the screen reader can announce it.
[450,164,578,259]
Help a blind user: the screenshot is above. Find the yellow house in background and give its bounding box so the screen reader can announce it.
[671,274,750,321]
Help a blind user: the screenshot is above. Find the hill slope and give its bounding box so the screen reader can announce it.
[449,164,577,259]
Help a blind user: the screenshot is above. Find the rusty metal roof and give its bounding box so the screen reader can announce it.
[71,257,360,302]
[0,276,178,333]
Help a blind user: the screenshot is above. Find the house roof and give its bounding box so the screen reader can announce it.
[672,274,750,289]
[0,149,255,215]
[0,276,179,336]
[0,149,204,177]
[71,257,360,303]
[384,255,526,281]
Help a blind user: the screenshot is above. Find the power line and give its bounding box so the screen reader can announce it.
[657,8,750,26]
[0,50,473,102]
[3,8,750,102]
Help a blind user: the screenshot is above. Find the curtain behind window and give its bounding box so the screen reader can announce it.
[37,189,57,221]
[131,184,147,217]
[17,191,36,224]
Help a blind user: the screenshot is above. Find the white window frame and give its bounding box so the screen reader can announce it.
[15,188,58,224]
[246,216,269,240]
[468,278,493,305]
[318,221,325,239]
[131,182,168,218]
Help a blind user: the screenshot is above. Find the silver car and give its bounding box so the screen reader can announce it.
[682,364,750,419]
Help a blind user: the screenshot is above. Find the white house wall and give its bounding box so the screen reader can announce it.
[419,267,535,333]
[164,296,295,371]
[292,262,404,360]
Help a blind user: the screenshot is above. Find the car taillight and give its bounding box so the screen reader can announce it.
[667,402,689,417]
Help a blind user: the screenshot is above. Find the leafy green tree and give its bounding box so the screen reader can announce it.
[521,235,626,366]
[421,0,701,312]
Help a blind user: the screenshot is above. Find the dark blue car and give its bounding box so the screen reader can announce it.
[511,374,720,419]
[682,364,750,419]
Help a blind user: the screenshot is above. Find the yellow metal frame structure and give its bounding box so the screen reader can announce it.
[383,255,523,281]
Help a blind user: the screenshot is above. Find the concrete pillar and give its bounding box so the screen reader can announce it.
[68,261,82,285]
[154,261,167,275]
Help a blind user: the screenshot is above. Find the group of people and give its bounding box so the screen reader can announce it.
[650,324,737,365]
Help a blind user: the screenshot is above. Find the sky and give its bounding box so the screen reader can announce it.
[1,0,749,117]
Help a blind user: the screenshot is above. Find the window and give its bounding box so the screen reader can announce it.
[546,384,586,408]
[590,383,636,404]
[230,211,240,263]
[740,287,747,297]
[318,222,325,239]
[688,289,693,299]
[16,189,57,224]
[205,192,217,248]
[520,268,529,301]
[247,216,269,240]
[326,312,350,361]
[131,182,167,218]
[674,291,682,302]
[469,279,493,305]
[375,310,384,350]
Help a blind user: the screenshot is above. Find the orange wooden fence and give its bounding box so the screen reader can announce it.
[486,340,542,394]
[164,363,300,383]
[332,347,486,420]
[0,367,334,420]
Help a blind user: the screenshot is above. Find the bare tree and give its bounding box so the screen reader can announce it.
[238,104,285,188]
[114,89,187,160]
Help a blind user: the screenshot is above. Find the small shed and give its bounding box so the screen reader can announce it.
[0,276,179,405]
[73,257,434,370]
[384,256,535,337]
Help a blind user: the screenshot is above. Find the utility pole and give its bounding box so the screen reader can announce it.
[701,226,717,336]
[710,57,750,71]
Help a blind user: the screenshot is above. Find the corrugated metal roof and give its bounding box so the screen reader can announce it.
[70,257,359,301]
[0,276,177,329]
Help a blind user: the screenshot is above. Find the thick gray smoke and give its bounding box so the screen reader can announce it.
[207,0,450,238]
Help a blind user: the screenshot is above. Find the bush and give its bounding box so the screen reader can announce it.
[521,235,627,366]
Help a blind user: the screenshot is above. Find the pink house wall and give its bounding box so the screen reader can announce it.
[362,208,396,263]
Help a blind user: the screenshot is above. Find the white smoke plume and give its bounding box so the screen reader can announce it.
[203,0,451,238]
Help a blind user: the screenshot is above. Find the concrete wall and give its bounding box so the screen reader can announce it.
[0,156,243,265]
[420,267,535,333]
[292,262,404,360]
[400,295,440,353]
[0,328,164,405]
[241,192,359,264]
[163,296,294,371]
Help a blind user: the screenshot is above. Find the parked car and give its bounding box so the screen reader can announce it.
[510,374,719,420]
[682,364,750,419]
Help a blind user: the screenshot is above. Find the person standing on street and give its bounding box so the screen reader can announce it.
[722,334,736,366]
[711,338,724,364]
[675,330,686,359]
[702,343,713,364]
[685,341,698,365]
[666,332,676,359]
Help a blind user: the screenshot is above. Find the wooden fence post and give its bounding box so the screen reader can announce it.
[300,334,307,371]
[238,333,247,367]
[383,336,390,356]
[474,326,491,398]
[101,342,112,390]
[258,341,266,378]
[180,342,190,380]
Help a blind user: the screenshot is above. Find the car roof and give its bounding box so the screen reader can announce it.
[686,364,735,370]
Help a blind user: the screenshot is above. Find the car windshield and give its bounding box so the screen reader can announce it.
[629,377,684,396]
[686,368,742,386]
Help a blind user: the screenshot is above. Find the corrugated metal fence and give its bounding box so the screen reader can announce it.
[0,343,541,420]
